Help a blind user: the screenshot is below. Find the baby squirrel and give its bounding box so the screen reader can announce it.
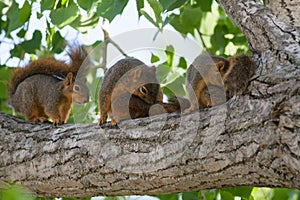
[111,94,190,122]
[186,54,255,112]
[8,46,90,125]
[98,58,163,125]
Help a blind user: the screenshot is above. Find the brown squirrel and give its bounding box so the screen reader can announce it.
[110,94,190,123]
[8,46,90,125]
[185,54,255,112]
[98,58,163,125]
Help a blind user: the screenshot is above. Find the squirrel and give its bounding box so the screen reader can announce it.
[8,46,90,125]
[185,54,255,112]
[98,58,163,125]
[110,94,190,123]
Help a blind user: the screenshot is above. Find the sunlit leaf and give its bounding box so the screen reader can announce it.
[161,0,188,11]
[156,193,178,200]
[220,190,235,200]
[223,187,254,200]
[151,53,160,63]
[0,185,34,200]
[77,0,94,11]
[170,4,202,36]
[0,67,11,99]
[165,45,174,66]
[182,191,199,200]
[147,0,163,28]
[140,9,158,28]
[178,57,187,69]
[194,0,213,12]
[96,0,129,22]
[21,30,42,54]
[70,13,99,33]
[136,0,144,17]
[52,31,66,54]
[210,24,230,54]
[17,28,26,38]
[50,0,79,28]
[163,75,186,97]
[156,62,172,83]
[0,1,7,11]
[6,1,31,34]
[41,0,55,11]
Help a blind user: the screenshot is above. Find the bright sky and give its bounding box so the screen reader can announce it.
[0,0,203,68]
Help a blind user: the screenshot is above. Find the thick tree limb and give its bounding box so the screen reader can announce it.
[0,0,300,198]
[0,86,299,197]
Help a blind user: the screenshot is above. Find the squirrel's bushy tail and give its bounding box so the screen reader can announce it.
[8,45,87,98]
[67,45,88,75]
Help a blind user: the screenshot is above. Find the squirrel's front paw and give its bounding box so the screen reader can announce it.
[98,115,107,125]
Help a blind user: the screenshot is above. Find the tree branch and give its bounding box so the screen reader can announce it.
[98,19,129,72]
[0,82,299,197]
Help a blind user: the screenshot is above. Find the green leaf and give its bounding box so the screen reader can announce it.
[163,75,186,97]
[50,0,79,28]
[140,10,158,28]
[70,13,99,33]
[199,190,218,200]
[0,185,35,200]
[96,0,129,22]
[169,4,202,36]
[156,193,178,200]
[77,0,94,11]
[6,1,31,33]
[223,187,254,200]
[40,0,55,11]
[194,0,213,12]
[17,28,26,38]
[18,1,31,25]
[141,0,164,30]
[136,0,144,17]
[178,57,187,69]
[52,31,66,54]
[161,0,188,11]
[272,188,290,200]
[220,191,235,200]
[162,71,181,86]
[165,45,174,66]
[231,35,247,45]
[0,67,11,100]
[151,53,160,63]
[0,1,7,11]
[20,30,42,54]
[156,62,172,83]
[210,24,230,54]
[10,45,23,58]
[146,0,163,28]
[182,191,200,200]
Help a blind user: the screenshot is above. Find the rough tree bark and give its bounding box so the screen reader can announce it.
[264,0,300,29]
[0,0,299,198]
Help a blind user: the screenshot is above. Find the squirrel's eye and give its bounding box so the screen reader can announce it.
[74,85,80,91]
[139,86,148,95]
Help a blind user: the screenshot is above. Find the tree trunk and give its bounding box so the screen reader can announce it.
[0,0,300,198]
[264,0,300,29]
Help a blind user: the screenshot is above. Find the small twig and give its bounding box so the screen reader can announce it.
[196,29,209,52]
[97,18,128,72]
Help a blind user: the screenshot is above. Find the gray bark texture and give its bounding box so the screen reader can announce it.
[0,0,300,198]
[264,0,300,29]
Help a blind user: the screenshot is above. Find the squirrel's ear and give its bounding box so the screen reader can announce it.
[131,67,142,82]
[65,72,74,86]
[215,61,225,71]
